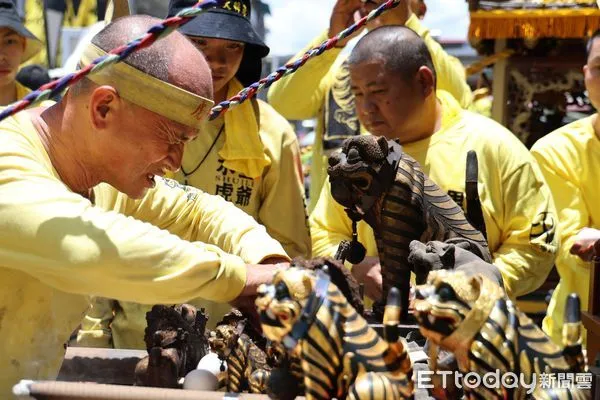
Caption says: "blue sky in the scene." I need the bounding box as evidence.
[263,0,471,56]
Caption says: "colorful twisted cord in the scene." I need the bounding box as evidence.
[208,0,401,120]
[0,0,219,123]
[0,0,400,124]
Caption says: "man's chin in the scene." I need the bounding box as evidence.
[121,186,150,199]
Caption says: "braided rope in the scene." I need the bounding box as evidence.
[0,0,400,124]
[208,0,401,120]
[0,0,219,123]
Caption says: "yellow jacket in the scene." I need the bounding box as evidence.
[0,109,287,396]
[24,0,98,67]
[77,98,310,350]
[531,115,600,345]
[310,91,558,300]
[267,14,473,213]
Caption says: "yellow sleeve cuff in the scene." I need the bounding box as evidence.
[236,234,290,265]
[213,253,248,303]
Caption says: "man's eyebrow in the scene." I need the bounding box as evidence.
[0,31,19,39]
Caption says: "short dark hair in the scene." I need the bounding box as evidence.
[586,29,600,60]
[72,14,212,99]
[91,15,170,82]
[348,25,436,86]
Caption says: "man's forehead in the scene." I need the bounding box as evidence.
[589,39,600,62]
[350,59,390,83]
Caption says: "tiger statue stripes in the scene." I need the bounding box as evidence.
[265,340,305,400]
[413,269,591,400]
[256,265,415,400]
[208,322,271,393]
[327,135,494,319]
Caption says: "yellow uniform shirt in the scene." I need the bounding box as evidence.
[77,99,310,350]
[0,109,287,396]
[531,115,600,345]
[24,0,98,67]
[267,14,473,213]
[310,91,558,300]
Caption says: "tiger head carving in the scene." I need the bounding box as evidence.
[255,267,315,343]
[208,323,244,359]
[415,270,504,345]
[327,135,401,226]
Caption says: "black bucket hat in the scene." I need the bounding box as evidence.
[167,0,270,87]
[0,0,42,63]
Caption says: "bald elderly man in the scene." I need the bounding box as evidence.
[0,15,289,395]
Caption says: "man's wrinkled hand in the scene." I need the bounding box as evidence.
[571,227,600,262]
[233,263,289,333]
[330,0,365,48]
[362,0,411,29]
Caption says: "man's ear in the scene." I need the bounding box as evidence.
[89,86,120,130]
[416,66,435,98]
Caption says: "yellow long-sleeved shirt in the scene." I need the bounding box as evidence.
[267,14,473,213]
[531,115,600,345]
[310,91,558,300]
[77,99,310,350]
[0,109,288,397]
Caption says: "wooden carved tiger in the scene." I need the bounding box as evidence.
[327,135,496,319]
[413,269,591,400]
[256,266,414,400]
[208,322,271,393]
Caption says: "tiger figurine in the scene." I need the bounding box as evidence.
[256,265,414,400]
[208,322,271,394]
[413,269,591,400]
[327,135,496,319]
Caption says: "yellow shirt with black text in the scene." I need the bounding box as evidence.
[76,99,310,350]
[0,108,287,396]
[310,91,558,300]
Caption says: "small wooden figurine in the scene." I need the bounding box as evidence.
[413,269,591,399]
[327,135,494,320]
[256,265,415,400]
[208,315,272,393]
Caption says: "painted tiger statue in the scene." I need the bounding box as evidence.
[256,265,415,400]
[413,268,591,400]
[327,135,498,319]
[208,321,271,393]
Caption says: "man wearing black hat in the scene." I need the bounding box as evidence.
[0,0,42,105]
[76,0,311,350]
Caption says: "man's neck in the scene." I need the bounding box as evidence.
[214,83,228,105]
[32,104,99,198]
[0,81,17,106]
[400,97,442,144]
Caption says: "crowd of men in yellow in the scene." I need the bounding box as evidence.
[0,0,599,396]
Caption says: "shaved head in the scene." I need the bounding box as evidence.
[349,25,436,87]
[88,14,213,99]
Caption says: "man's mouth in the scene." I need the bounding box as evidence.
[145,174,155,188]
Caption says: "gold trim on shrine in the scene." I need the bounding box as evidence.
[469,8,600,40]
